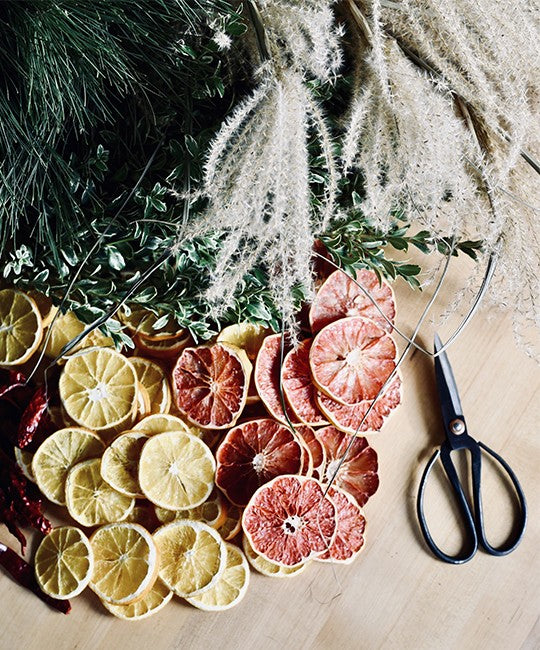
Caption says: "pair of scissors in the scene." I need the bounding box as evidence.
[416,334,528,564]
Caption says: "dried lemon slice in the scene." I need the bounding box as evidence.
[186,542,250,611]
[59,348,138,431]
[34,526,93,599]
[66,458,134,526]
[242,535,307,578]
[100,578,172,620]
[100,431,149,497]
[130,357,171,414]
[217,322,269,360]
[138,431,215,510]
[32,427,105,505]
[133,413,192,435]
[14,446,35,483]
[0,289,43,365]
[154,487,228,529]
[44,311,113,360]
[90,523,159,605]
[153,520,226,597]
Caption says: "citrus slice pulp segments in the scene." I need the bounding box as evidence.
[100,578,172,620]
[242,535,307,578]
[32,427,105,505]
[100,431,149,497]
[315,426,379,506]
[281,339,328,426]
[153,520,226,597]
[59,348,138,431]
[242,475,337,567]
[0,289,43,365]
[309,316,397,404]
[34,526,94,599]
[254,334,298,425]
[216,501,243,541]
[90,522,159,605]
[309,268,395,333]
[130,357,171,415]
[66,458,135,526]
[172,342,251,430]
[217,322,269,360]
[316,375,402,435]
[133,413,191,435]
[138,431,215,510]
[186,542,250,611]
[121,307,184,341]
[154,487,228,529]
[294,424,326,480]
[215,418,303,507]
[317,487,366,564]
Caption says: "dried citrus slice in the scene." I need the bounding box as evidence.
[215,419,303,507]
[296,429,314,478]
[281,339,328,426]
[130,357,171,415]
[59,348,138,431]
[44,311,113,359]
[136,384,151,419]
[154,487,227,529]
[90,522,159,605]
[32,427,105,505]
[100,578,172,620]
[186,542,250,611]
[242,475,337,567]
[315,426,379,506]
[242,535,307,578]
[14,446,35,483]
[216,501,243,541]
[133,413,191,435]
[123,504,160,532]
[309,268,395,333]
[34,526,93,599]
[121,307,184,341]
[316,375,402,435]
[294,424,326,480]
[317,487,366,564]
[153,520,226,597]
[28,291,58,328]
[134,333,191,359]
[66,458,135,526]
[172,342,251,430]
[254,334,298,425]
[217,322,269,360]
[101,431,149,497]
[0,289,43,365]
[138,431,215,509]
[310,316,397,404]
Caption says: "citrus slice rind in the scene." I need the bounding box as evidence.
[242,535,307,578]
[153,520,227,598]
[294,425,326,481]
[100,431,149,497]
[309,316,397,405]
[32,427,105,506]
[309,268,395,333]
[242,475,337,567]
[66,458,135,526]
[100,578,172,620]
[138,431,215,510]
[34,526,94,599]
[130,357,171,415]
[215,418,303,507]
[90,522,159,605]
[0,289,43,365]
[59,348,138,431]
[172,343,251,430]
[185,542,250,611]
[316,487,366,564]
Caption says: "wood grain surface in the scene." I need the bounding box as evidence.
[1,265,539,650]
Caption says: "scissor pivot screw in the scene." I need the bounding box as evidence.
[450,419,465,435]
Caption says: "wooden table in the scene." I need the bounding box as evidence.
[1,268,539,650]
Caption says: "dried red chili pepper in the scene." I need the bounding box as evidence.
[17,385,51,449]
[0,370,33,410]
[0,542,71,614]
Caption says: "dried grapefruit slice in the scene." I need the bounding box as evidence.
[310,316,397,404]
[0,289,43,365]
[317,487,366,564]
[294,425,326,480]
[215,419,303,507]
[242,475,337,567]
[254,334,297,425]
[309,268,395,333]
[315,426,379,506]
[316,375,402,435]
[172,342,251,430]
[281,339,328,427]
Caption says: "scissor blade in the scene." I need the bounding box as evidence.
[434,333,464,423]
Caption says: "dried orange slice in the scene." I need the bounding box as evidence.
[130,357,171,415]
[59,348,138,431]
[309,268,395,333]
[172,342,251,430]
[281,339,327,426]
[186,542,250,611]
[215,419,303,507]
[242,535,307,578]
[28,291,58,328]
[216,501,243,541]
[0,289,43,365]
[242,475,337,567]
[120,307,184,341]
[134,333,191,359]
[138,431,215,510]
[100,578,172,620]
[100,431,149,497]
[310,317,397,404]
[217,322,269,360]
[315,426,379,506]
[317,487,366,564]
[90,523,159,605]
